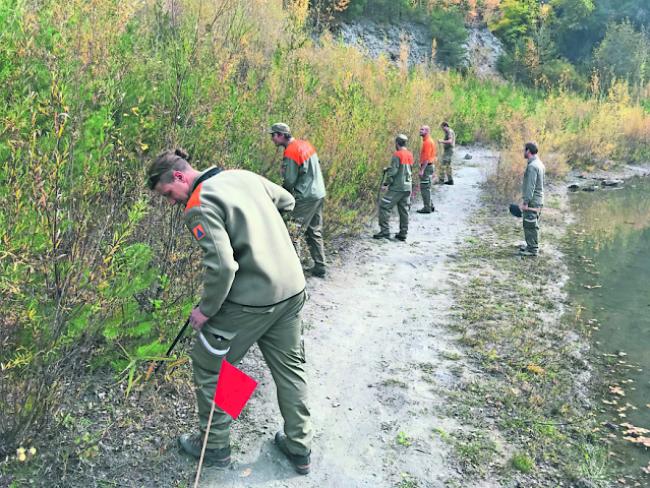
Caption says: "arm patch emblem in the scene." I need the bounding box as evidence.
[192,223,206,240]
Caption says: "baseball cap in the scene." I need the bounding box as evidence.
[268,123,291,135]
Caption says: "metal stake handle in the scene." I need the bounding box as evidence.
[153,316,191,374]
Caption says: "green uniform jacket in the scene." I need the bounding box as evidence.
[385,148,414,192]
[442,128,455,159]
[184,168,306,317]
[522,156,545,208]
[282,139,326,201]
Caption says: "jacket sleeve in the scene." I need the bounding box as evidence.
[522,166,537,205]
[384,155,400,185]
[185,206,238,317]
[260,175,295,213]
[282,156,300,193]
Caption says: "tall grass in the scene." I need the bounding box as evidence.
[1,0,649,456]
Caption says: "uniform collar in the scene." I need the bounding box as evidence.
[191,166,221,192]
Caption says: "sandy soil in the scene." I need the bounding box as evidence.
[198,147,499,488]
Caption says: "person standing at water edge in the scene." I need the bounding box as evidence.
[146,149,313,474]
[520,142,545,256]
[438,121,455,185]
[374,134,413,241]
[417,125,436,214]
[270,122,327,278]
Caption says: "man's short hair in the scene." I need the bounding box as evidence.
[441,121,449,128]
[396,134,408,147]
[524,142,538,154]
[147,148,190,189]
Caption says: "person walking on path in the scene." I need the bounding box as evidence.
[147,149,313,475]
[438,121,455,185]
[374,134,413,241]
[519,142,545,256]
[417,125,436,214]
[270,123,327,278]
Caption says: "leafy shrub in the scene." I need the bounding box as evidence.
[429,6,469,69]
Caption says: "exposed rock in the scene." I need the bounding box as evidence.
[601,179,623,187]
[336,20,433,66]
[465,27,503,79]
[464,153,473,160]
[334,20,503,78]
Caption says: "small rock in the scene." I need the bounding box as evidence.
[575,479,598,488]
[464,153,472,160]
[604,421,618,431]
[602,179,623,187]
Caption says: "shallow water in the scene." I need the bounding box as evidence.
[567,177,650,475]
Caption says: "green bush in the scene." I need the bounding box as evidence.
[511,452,535,473]
[430,6,468,69]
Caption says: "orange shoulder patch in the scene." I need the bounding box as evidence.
[284,140,316,166]
[394,149,414,165]
[185,183,203,212]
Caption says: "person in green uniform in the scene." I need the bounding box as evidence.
[147,148,313,475]
[519,142,545,256]
[438,121,455,185]
[269,123,327,278]
[373,134,413,241]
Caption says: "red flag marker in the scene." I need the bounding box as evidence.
[213,359,258,419]
[195,360,258,487]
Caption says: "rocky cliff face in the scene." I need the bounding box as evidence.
[336,19,433,66]
[334,20,503,78]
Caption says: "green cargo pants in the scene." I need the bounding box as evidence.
[523,210,541,254]
[420,164,434,211]
[190,291,312,456]
[291,197,326,268]
[379,190,410,236]
[439,153,453,183]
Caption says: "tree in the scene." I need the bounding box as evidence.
[488,0,541,48]
[549,0,596,62]
[429,6,468,68]
[594,20,648,90]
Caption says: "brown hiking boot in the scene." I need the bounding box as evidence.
[274,432,310,475]
[178,433,231,468]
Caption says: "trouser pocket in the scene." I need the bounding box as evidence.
[190,331,231,372]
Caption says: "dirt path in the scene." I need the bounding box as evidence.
[201,148,495,487]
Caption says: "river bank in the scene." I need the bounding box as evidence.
[446,162,650,487]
